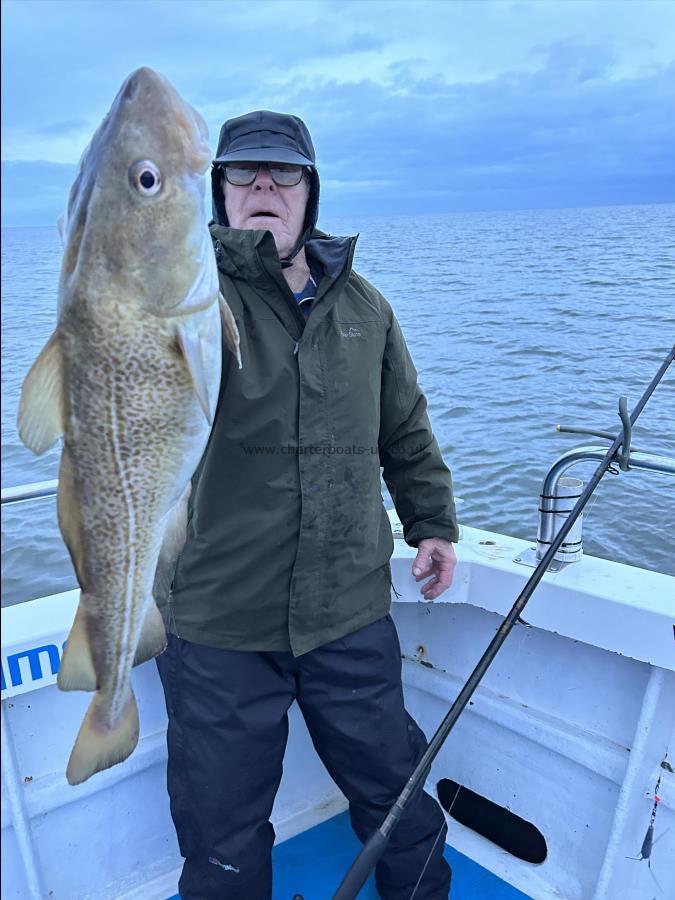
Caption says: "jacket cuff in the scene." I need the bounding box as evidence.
[404,518,460,548]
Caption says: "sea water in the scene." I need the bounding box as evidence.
[2,203,674,605]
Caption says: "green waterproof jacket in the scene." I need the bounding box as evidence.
[159,224,458,656]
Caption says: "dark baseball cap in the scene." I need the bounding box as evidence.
[213,110,315,166]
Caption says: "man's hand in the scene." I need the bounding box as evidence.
[412,537,457,601]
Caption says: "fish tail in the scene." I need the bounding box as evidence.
[66,688,139,785]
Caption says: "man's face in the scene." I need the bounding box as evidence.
[222,163,308,259]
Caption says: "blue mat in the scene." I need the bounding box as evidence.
[168,809,532,899]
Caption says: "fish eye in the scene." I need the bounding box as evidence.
[129,160,162,196]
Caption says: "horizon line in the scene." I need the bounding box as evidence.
[2,198,674,230]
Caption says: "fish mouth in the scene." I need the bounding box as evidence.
[250,211,280,219]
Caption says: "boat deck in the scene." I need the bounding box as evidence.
[168,810,531,899]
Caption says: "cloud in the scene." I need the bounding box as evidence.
[36,119,88,136]
[533,39,617,83]
[2,1,675,222]
[294,53,675,175]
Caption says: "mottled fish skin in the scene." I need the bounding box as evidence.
[17,67,240,785]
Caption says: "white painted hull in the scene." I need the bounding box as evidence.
[2,520,673,900]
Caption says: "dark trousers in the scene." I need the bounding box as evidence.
[156,615,451,900]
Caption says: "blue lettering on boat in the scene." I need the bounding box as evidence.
[2,643,62,689]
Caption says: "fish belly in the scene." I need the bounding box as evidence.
[57,309,220,784]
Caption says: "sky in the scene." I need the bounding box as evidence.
[2,0,675,226]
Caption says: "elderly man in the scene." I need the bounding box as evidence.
[156,110,459,900]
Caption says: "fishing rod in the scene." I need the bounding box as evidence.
[333,345,675,900]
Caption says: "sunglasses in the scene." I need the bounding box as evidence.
[222,161,305,187]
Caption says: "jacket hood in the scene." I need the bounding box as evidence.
[210,110,320,268]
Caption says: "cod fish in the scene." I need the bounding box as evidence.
[17,67,240,785]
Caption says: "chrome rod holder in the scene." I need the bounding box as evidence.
[515,445,675,572]
[537,475,584,563]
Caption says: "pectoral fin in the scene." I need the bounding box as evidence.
[176,322,213,424]
[219,294,242,369]
[17,330,65,454]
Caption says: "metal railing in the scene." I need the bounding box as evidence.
[1,480,59,506]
